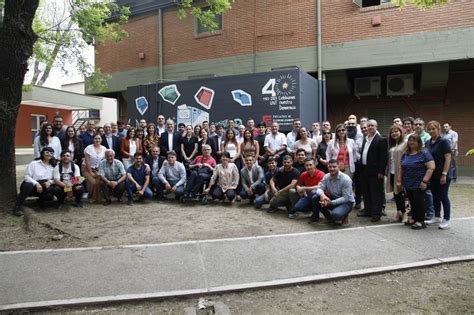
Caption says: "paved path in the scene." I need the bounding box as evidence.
[1,218,473,311]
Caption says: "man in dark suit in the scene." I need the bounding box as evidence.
[358,119,388,222]
[159,119,182,159]
[101,123,121,159]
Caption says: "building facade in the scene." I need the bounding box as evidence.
[92,0,474,167]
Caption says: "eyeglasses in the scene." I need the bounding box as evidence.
[323,132,331,135]
[414,123,423,126]
[337,129,346,132]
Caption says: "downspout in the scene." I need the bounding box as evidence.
[317,0,322,81]
[159,8,164,80]
[316,0,323,120]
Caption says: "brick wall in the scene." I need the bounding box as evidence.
[95,13,160,74]
[95,0,474,71]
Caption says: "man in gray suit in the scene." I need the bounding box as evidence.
[239,155,265,204]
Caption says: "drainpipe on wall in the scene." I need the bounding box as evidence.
[317,0,323,120]
[159,8,164,80]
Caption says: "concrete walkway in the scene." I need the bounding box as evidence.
[1,218,473,311]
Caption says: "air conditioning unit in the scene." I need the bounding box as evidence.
[387,74,414,96]
[354,76,381,97]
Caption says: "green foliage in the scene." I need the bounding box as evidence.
[392,0,448,8]
[29,0,130,86]
[466,149,474,156]
[84,67,111,94]
[178,0,232,31]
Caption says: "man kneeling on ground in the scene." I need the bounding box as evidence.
[125,152,152,205]
[98,149,127,205]
[157,151,186,200]
[54,149,85,209]
[288,158,325,219]
[239,155,265,203]
[267,155,300,213]
[308,159,354,225]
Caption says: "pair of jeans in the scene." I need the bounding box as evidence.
[239,183,265,200]
[424,189,434,219]
[101,181,125,201]
[430,177,451,220]
[312,199,353,221]
[254,190,273,207]
[406,189,426,223]
[291,192,319,213]
[125,180,153,201]
[212,186,236,201]
[269,189,299,210]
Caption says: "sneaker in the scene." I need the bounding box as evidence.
[236,195,241,202]
[288,213,298,219]
[267,207,278,213]
[425,217,442,225]
[439,219,450,230]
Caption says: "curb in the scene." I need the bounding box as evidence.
[1,255,473,311]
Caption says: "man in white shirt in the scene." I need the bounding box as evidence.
[264,122,287,164]
[157,151,187,199]
[236,124,245,144]
[54,149,84,209]
[286,119,302,154]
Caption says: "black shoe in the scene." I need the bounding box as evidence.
[371,216,381,222]
[267,207,278,213]
[354,203,361,210]
[76,200,84,208]
[308,217,319,224]
[357,211,371,217]
[56,203,64,210]
[117,197,122,203]
[102,199,111,206]
[381,208,387,216]
[127,200,134,206]
[13,207,24,217]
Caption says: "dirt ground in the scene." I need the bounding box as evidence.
[33,261,473,314]
[1,181,473,314]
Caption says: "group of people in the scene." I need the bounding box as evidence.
[14,113,458,230]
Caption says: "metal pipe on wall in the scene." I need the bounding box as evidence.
[159,8,164,80]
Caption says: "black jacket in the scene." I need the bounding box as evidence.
[101,135,121,159]
[159,131,182,158]
[361,133,388,176]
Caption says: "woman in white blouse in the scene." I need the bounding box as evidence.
[205,151,240,202]
[326,123,358,178]
[82,134,106,202]
[292,127,317,159]
[34,123,62,160]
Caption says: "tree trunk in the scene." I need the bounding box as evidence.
[0,0,40,210]
[31,59,41,85]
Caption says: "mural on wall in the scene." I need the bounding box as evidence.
[127,69,321,131]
